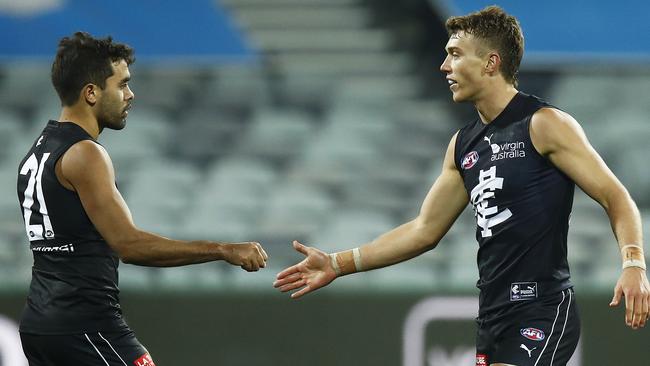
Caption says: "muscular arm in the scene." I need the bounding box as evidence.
[530,108,649,329]
[274,133,469,298]
[347,132,469,271]
[531,108,641,247]
[58,140,267,269]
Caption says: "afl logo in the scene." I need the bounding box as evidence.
[520,328,545,341]
[461,151,479,170]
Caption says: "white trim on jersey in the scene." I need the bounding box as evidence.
[534,290,566,366]
[99,332,128,366]
[85,333,110,366]
[550,289,573,365]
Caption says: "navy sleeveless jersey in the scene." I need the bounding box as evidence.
[16,120,128,334]
[454,92,574,319]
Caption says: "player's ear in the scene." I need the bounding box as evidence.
[485,52,500,74]
[82,84,98,106]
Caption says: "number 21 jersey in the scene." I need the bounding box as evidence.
[16,120,127,334]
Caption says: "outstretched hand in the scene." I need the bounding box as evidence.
[273,240,337,299]
[609,267,650,329]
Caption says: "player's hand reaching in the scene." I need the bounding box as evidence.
[223,242,268,272]
[609,267,650,329]
[273,240,337,299]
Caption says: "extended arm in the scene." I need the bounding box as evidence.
[57,140,268,270]
[530,108,649,329]
[274,133,469,298]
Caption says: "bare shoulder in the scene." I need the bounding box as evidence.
[449,130,460,146]
[530,107,586,156]
[63,140,111,166]
[443,130,461,170]
[60,140,114,183]
[531,107,579,126]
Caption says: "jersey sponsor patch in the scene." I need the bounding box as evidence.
[31,243,74,253]
[483,134,526,161]
[462,151,479,170]
[520,327,545,341]
[510,282,538,301]
[475,353,488,366]
[134,353,156,366]
[490,141,526,162]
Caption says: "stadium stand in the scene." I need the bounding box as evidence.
[0,0,648,295]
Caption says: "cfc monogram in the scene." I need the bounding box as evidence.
[470,166,512,237]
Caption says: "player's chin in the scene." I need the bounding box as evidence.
[106,119,127,131]
[450,90,467,103]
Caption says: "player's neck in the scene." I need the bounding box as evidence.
[58,106,100,139]
[474,84,519,124]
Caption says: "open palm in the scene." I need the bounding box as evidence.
[273,240,337,299]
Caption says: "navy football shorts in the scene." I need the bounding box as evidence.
[20,329,155,366]
[476,288,580,366]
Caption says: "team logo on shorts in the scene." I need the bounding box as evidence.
[134,353,156,366]
[475,353,488,366]
[462,151,479,169]
[520,327,545,341]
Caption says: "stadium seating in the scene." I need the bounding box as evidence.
[1,3,649,294]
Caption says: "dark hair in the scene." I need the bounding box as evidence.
[51,32,135,106]
[445,6,524,86]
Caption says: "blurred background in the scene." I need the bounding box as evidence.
[1,0,649,365]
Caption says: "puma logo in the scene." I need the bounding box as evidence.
[483,134,501,153]
[36,136,44,146]
[520,344,537,358]
[483,134,493,144]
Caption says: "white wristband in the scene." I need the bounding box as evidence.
[329,253,341,276]
[352,247,363,272]
[621,244,644,253]
[623,259,647,270]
